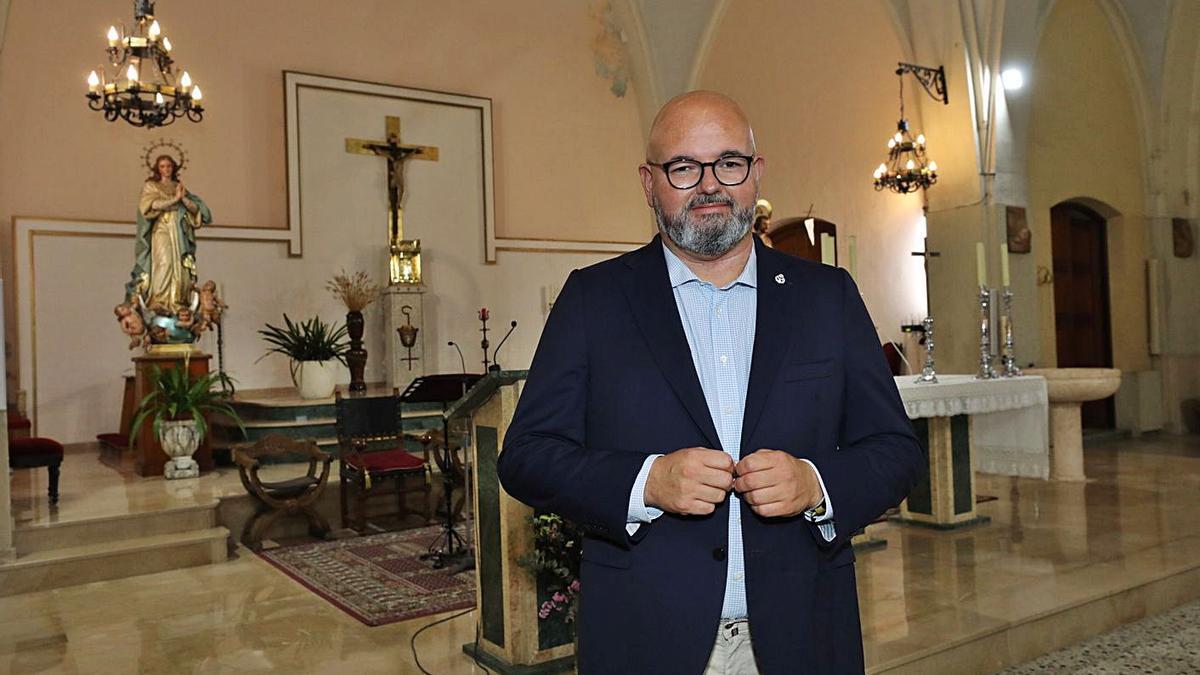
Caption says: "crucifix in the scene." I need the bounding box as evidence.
[911,237,941,316]
[911,238,941,383]
[346,116,439,285]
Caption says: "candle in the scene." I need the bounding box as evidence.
[976,242,987,287]
[820,233,835,266]
[848,236,858,282]
[1000,243,1011,287]
[107,26,119,47]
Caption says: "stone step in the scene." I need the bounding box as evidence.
[13,504,217,556]
[0,527,230,597]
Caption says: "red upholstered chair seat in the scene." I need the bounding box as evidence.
[8,436,64,505]
[343,447,425,473]
[9,437,64,460]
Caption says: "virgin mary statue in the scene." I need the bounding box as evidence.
[123,152,212,340]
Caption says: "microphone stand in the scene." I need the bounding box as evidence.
[489,321,518,372]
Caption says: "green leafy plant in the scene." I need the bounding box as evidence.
[129,365,244,447]
[517,513,583,623]
[257,314,349,382]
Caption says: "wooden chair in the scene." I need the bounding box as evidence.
[8,400,63,505]
[234,433,332,550]
[335,389,434,532]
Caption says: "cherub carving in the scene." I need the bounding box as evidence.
[114,303,148,349]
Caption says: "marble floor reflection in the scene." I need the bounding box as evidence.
[2,434,1198,674]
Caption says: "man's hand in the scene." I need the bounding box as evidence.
[733,450,822,518]
[644,447,734,515]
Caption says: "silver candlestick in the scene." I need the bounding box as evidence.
[976,285,998,379]
[1001,287,1022,377]
[915,315,938,384]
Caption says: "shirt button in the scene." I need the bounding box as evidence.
[734,572,745,581]
[720,355,728,364]
[715,308,722,317]
[713,547,727,561]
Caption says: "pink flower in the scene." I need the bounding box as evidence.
[569,579,581,592]
[552,592,566,603]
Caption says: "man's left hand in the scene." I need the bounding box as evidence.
[733,450,822,518]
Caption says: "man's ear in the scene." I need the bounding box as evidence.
[638,164,656,208]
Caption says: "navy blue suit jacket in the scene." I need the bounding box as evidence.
[497,236,922,674]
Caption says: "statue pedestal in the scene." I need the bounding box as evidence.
[383,284,427,394]
[131,349,214,477]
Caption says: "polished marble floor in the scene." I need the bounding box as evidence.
[3,434,1199,674]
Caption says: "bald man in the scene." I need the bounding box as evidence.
[498,92,922,675]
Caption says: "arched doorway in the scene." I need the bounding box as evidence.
[766,217,837,264]
[1051,200,1115,429]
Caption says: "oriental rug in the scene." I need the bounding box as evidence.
[257,521,476,626]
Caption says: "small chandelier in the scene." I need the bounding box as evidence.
[85,1,203,128]
[873,63,947,194]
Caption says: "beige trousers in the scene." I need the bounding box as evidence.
[702,620,760,675]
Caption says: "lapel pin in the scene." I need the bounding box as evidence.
[775,274,786,284]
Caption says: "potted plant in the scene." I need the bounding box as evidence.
[258,314,349,399]
[129,365,244,479]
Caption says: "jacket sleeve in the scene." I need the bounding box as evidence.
[497,269,648,547]
[807,269,925,548]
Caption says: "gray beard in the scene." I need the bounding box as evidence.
[654,193,754,258]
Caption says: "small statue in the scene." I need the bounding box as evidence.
[175,307,196,332]
[753,198,774,248]
[196,280,225,329]
[114,303,148,349]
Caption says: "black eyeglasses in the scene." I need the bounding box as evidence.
[647,155,755,190]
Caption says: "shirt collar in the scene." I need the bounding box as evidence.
[662,239,758,290]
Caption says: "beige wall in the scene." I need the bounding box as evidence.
[1028,0,1150,373]
[0,1,657,425]
[698,0,930,341]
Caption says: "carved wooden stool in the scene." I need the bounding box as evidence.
[234,434,332,550]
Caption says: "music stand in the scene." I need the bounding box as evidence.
[402,373,483,569]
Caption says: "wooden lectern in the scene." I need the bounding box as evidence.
[446,370,574,674]
[131,349,214,477]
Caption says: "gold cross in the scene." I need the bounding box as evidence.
[346,116,439,283]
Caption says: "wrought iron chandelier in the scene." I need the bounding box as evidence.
[873,63,947,194]
[85,1,203,128]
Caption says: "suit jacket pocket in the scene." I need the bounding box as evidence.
[582,538,632,569]
[817,544,856,571]
[784,358,834,382]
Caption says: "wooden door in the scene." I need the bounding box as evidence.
[766,217,837,263]
[1051,203,1114,429]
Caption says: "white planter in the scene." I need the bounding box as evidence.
[159,418,202,479]
[295,360,337,399]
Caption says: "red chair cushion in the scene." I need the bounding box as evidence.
[7,411,31,432]
[10,437,64,460]
[344,448,425,473]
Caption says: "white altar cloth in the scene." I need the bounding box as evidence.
[894,374,1050,479]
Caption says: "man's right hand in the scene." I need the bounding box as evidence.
[644,448,734,515]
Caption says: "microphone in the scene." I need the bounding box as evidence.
[447,341,466,374]
[490,321,518,372]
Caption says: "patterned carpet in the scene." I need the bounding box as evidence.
[1000,599,1200,674]
[258,521,476,626]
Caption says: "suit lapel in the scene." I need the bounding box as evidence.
[617,237,723,451]
[740,239,799,453]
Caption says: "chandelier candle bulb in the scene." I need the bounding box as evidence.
[148,20,160,40]
[917,134,926,145]
[87,70,100,92]
[180,71,191,89]
[976,242,987,287]
[155,92,164,105]
[126,64,138,83]
[162,36,172,52]
[191,85,202,101]
[107,26,119,46]
[1000,243,1010,287]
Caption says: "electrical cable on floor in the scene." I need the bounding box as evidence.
[410,607,491,675]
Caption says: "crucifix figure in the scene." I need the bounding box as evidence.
[346,116,439,285]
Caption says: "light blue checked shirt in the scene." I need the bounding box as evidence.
[626,244,836,620]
